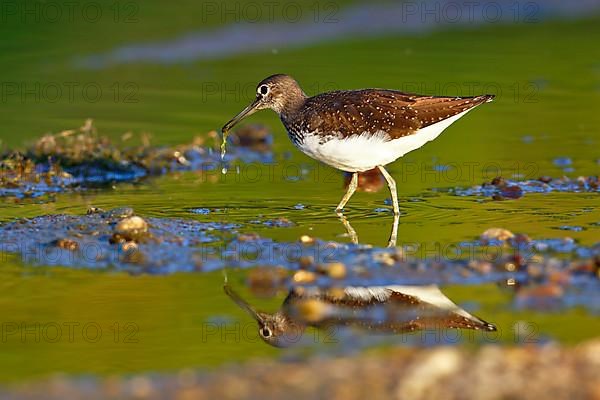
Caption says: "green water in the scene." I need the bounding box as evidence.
[0,2,599,383]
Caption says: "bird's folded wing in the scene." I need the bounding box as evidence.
[303,90,492,139]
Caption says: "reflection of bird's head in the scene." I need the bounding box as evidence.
[224,284,304,348]
[254,312,304,348]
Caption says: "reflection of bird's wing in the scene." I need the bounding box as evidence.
[285,285,496,332]
[383,285,496,331]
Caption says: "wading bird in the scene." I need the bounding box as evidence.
[222,74,494,215]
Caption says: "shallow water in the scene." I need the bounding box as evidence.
[0,8,599,384]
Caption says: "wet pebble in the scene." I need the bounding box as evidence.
[481,228,514,242]
[298,256,314,269]
[293,270,317,284]
[300,235,315,245]
[316,262,346,279]
[237,233,261,242]
[53,238,79,251]
[453,175,600,198]
[112,216,149,243]
[104,207,135,219]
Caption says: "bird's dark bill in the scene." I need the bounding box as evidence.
[221,97,261,134]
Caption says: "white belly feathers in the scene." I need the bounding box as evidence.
[296,108,472,172]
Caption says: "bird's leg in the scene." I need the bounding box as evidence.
[387,213,399,248]
[338,213,358,244]
[377,166,400,216]
[335,172,358,214]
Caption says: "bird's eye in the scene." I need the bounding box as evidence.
[260,327,272,338]
[258,85,269,96]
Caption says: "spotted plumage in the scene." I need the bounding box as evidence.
[222,74,495,215]
[282,89,492,143]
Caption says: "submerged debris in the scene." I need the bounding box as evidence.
[0,120,272,199]
[0,212,598,311]
[481,227,515,242]
[0,208,236,273]
[111,216,150,243]
[451,175,600,199]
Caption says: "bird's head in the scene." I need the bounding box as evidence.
[221,74,305,133]
[224,283,304,347]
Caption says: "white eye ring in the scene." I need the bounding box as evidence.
[258,85,269,96]
[260,327,272,338]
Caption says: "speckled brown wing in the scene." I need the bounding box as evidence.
[283,286,496,332]
[298,90,493,139]
[409,94,494,132]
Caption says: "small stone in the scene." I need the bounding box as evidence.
[115,216,148,234]
[237,233,260,242]
[317,262,346,279]
[373,251,396,267]
[121,241,138,253]
[481,228,515,242]
[512,233,531,244]
[299,235,315,245]
[498,185,523,199]
[129,376,153,398]
[298,256,314,269]
[120,242,145,264]
[490,176,506,186]
[112,216,149,243]
[103,207,135,219]
[53,238,78,251]
[293,270,317,284]
[526,263,544,279]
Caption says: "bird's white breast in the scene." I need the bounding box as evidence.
[296,108,472,172]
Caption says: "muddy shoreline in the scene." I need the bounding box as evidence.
[2,340,599,400]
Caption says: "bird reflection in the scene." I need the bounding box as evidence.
[338,213,399,247]
[225,282,496,348]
